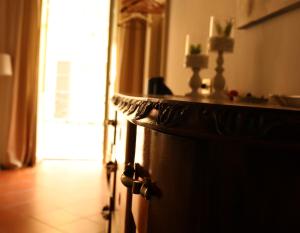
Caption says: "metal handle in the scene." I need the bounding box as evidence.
[106,161,117,172]
[120,163,135,187]
[105,119,117,126]
[101,205,111,220]
[140,178,152,200]
[120,163,143,194]
[120,163,157,200]
[106,161,117,183]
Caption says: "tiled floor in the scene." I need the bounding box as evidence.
[0,160,108,233]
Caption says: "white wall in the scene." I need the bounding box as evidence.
[165,0,300,97]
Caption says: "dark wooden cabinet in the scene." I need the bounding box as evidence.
[104,115,135,233]
[111,94,300,233]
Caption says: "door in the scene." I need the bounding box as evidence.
[37,0,111,161]
[100,0,120,231]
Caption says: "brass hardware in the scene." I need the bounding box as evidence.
[120,163,157,200]
[105,119,117,126]
[106,161,117,183]
[106,161,118,173]
[101,205,111,220]
[120,163,135,188]
[132,179,143,194]
[139,178,152,200]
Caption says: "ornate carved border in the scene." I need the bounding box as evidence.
[112,96,189,126]
[112,95,300,143]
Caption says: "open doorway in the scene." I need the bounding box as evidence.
[37,0,111,161]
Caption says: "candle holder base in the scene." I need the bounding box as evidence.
[185,91,202,98]
[185,54,208,98]
[209,91,228,100]
[185,67,202,98]
[210,50,227,99]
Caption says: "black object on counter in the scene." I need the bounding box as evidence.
[148,77,173,95]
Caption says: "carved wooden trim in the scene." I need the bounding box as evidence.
[112,96,189,126]
[155,103,190,126]
[112,95,300,143]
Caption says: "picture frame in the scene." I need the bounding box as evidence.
[237,0,300,28]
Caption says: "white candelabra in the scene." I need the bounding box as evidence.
[185,54,208,97]
[184,35,209,98]
[208,16,234,99]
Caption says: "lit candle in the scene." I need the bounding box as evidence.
[209,16,214,38]
[185,34,190,56]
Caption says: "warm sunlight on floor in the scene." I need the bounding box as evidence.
[0,160,107,233]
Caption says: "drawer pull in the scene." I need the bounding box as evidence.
[106,161,117,183]
[139,178,152,200]
[120,163,158,200]
[106,161,117,173]
[120,163,135,188]
[105,119,117,126]
[101,205,111,220]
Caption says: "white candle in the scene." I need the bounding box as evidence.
[185,34,190,55]
[209,16,214,38]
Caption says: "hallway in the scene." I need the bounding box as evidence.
[0,160,107,233]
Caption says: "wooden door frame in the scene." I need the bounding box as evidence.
[103,0,117,164]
